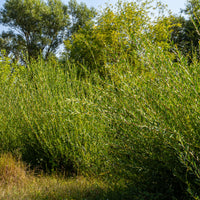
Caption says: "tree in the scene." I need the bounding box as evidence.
[170,0,200,60]
[184,0,200,17]
[65,1,151,70]
[171,16,199,58]
[0,0,69,64]
[67,0,96,37]
[0,31,26,63]
[64,1,174,73]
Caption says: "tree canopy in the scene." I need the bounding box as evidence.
[0,0,200,66]
[64,1,175,74]
[0,0,96,64]
[170,0,200,60]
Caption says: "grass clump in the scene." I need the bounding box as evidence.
[0,153,123,200]
[0,153,27,185]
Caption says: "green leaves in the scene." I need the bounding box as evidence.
[170,0,200,61]
[65,0,174,76]
[0,0,97,64]
[67,0,96,36]
[0,0,69,63]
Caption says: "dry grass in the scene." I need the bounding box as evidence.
[0,153,110,200]
[0,153,27,185]
[0,176,108,200]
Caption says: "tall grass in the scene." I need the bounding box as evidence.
[0,58,112,175]
[0,40,200,199]
[103,41,200,199]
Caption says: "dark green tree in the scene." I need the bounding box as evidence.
[0,31,26,63]
[171,16,199,58]
[0,0,69,64]
[184,0,200,17]
[0,0,96,64]
[171,0,200,60]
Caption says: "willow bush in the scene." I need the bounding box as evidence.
[1,44,199,199]
[0,1,200,199]
[0,58,112,175]
[101,41,200,199]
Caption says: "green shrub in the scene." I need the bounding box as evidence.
[1,39,200,199]
[101,40,200,199]
[0,2,200,198]
[0,58,112,175]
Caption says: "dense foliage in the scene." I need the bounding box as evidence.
[0,0,200,199]
[64,1,175,73]
[0,0,95,64]
[0,0,69,63]
[171,0,200,61]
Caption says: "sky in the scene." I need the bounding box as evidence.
[0,0,187,32]
[74,0,186,13]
